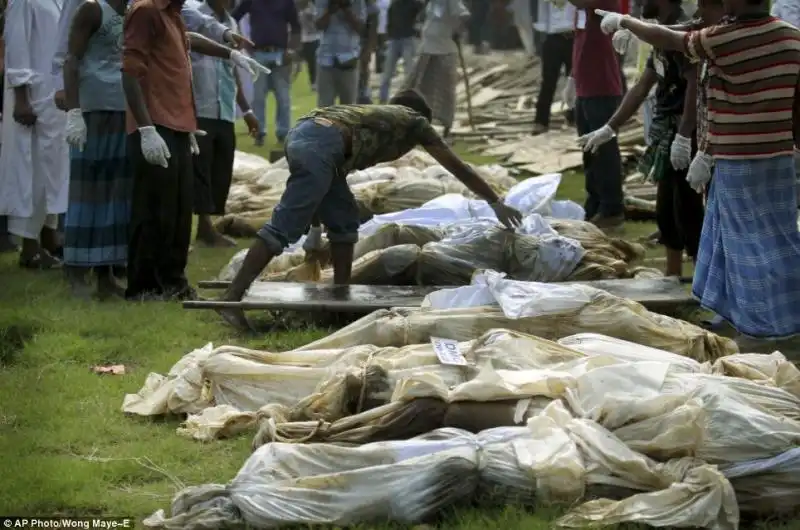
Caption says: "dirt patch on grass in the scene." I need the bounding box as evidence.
[0,321,39,366]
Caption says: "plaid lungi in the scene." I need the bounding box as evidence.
[637,114,677,182]
[63,111,132,267]
[692,155,800,339]
[404,52,458,128]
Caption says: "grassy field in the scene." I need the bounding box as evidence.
[0,76,791,529]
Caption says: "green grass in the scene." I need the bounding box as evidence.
[0,74,791,529]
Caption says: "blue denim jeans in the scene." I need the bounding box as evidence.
[257,119,360,253]
[251,52,292,140]
[379,37,417,103]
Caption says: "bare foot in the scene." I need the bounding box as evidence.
[196,232,237,248]
[216,306,254,332]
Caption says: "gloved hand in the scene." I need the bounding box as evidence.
[489,201,523,230]
[561,77,576,109]
[670,134,692,170]
[303,226,324,252]
[230,50,271,81]
[577,124,616,154]
[612,28,633,54]
[138,126,171,168]
[595,9,628,35]
[65,108,87,151]
[686,151,713,194]
[189,130,207,155]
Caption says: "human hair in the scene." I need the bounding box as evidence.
[388,89,433,122]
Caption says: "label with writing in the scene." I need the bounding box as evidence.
[431,337,468,366]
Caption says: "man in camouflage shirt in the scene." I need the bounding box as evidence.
[217,89,522,329]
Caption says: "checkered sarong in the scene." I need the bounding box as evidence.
[692,155,800,339]
[404,52,458,128]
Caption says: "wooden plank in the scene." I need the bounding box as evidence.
[187,278,696,313]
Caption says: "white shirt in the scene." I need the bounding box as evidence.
[772,0,800,28]
[419,0,469,55]
[377,0,390,34]
[534,1,575,34]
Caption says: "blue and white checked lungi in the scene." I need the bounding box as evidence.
[692,155,800,339]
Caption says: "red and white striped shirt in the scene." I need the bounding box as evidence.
[684,16,800,159]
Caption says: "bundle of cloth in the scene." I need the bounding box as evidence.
[139,328,800,529]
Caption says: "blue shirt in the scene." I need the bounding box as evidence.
[316,0,366,67]
[232,0,300,49]
[190,3,238,122]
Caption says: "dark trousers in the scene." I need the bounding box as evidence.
[193,117,236,216]
[301,40,319,85]
[656,137,704,258]
[468,0,491,46]
[375,34,387,74]
[575,96,624,219]
[0,216,8,236]
[535,33,573,128]
[126,126,193,299]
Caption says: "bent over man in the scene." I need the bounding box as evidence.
[217,89,523,329]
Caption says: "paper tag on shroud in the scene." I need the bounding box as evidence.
[431,337,468,366]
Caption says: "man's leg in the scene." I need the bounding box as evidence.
[194,118,235,247]
[379,39,402,103]
[158,127,195,299]
[317,175,361,284]
[401,37,418,76]
[0,216,17,252]
[337,68,359,105]
[219,120,346,328]
[251,51,271,146]
[303,41,319,88]
[375,34,387,74]
[575,97,599,221]
[272,64,292,143]
[533,34,561,133]
[317,65,337,107]
[583,96,624,227]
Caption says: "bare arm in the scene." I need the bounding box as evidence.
[607,67,657,131]
[342,3,364,34]
[678,65,697,138]
[420,132,500,202]
[188,32,234,59]
[316,0,336,30]
[63,1,101,111]
[234,69,252,113]
[619,16,688,52]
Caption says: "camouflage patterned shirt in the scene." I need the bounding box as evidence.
[298,104,442,174]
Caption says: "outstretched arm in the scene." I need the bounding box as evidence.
[619,15,688,52]
[607,67,657,132]
[188,32,234,58]
[423,139,501,202]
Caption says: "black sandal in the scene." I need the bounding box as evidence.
[19,251,62,270]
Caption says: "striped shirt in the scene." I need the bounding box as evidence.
[684,16,800,159]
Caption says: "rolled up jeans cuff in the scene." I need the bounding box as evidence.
[327,231,358,245]
[256,225,286,255]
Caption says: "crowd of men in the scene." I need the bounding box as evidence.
[0,0,798,349]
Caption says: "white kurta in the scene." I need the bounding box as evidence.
[0,0,68,239]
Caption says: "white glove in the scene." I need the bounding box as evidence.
[686,151,713,194]
[561,77,576,109]
[189,130,207,155]
[138,126,171,168]
[595,9,627,35]
[64,108,87,151]
[577,124,616,153]
[670,134,692,170]
[612,28,634,54]
[303,226,323,252]
[230,50,271,80]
